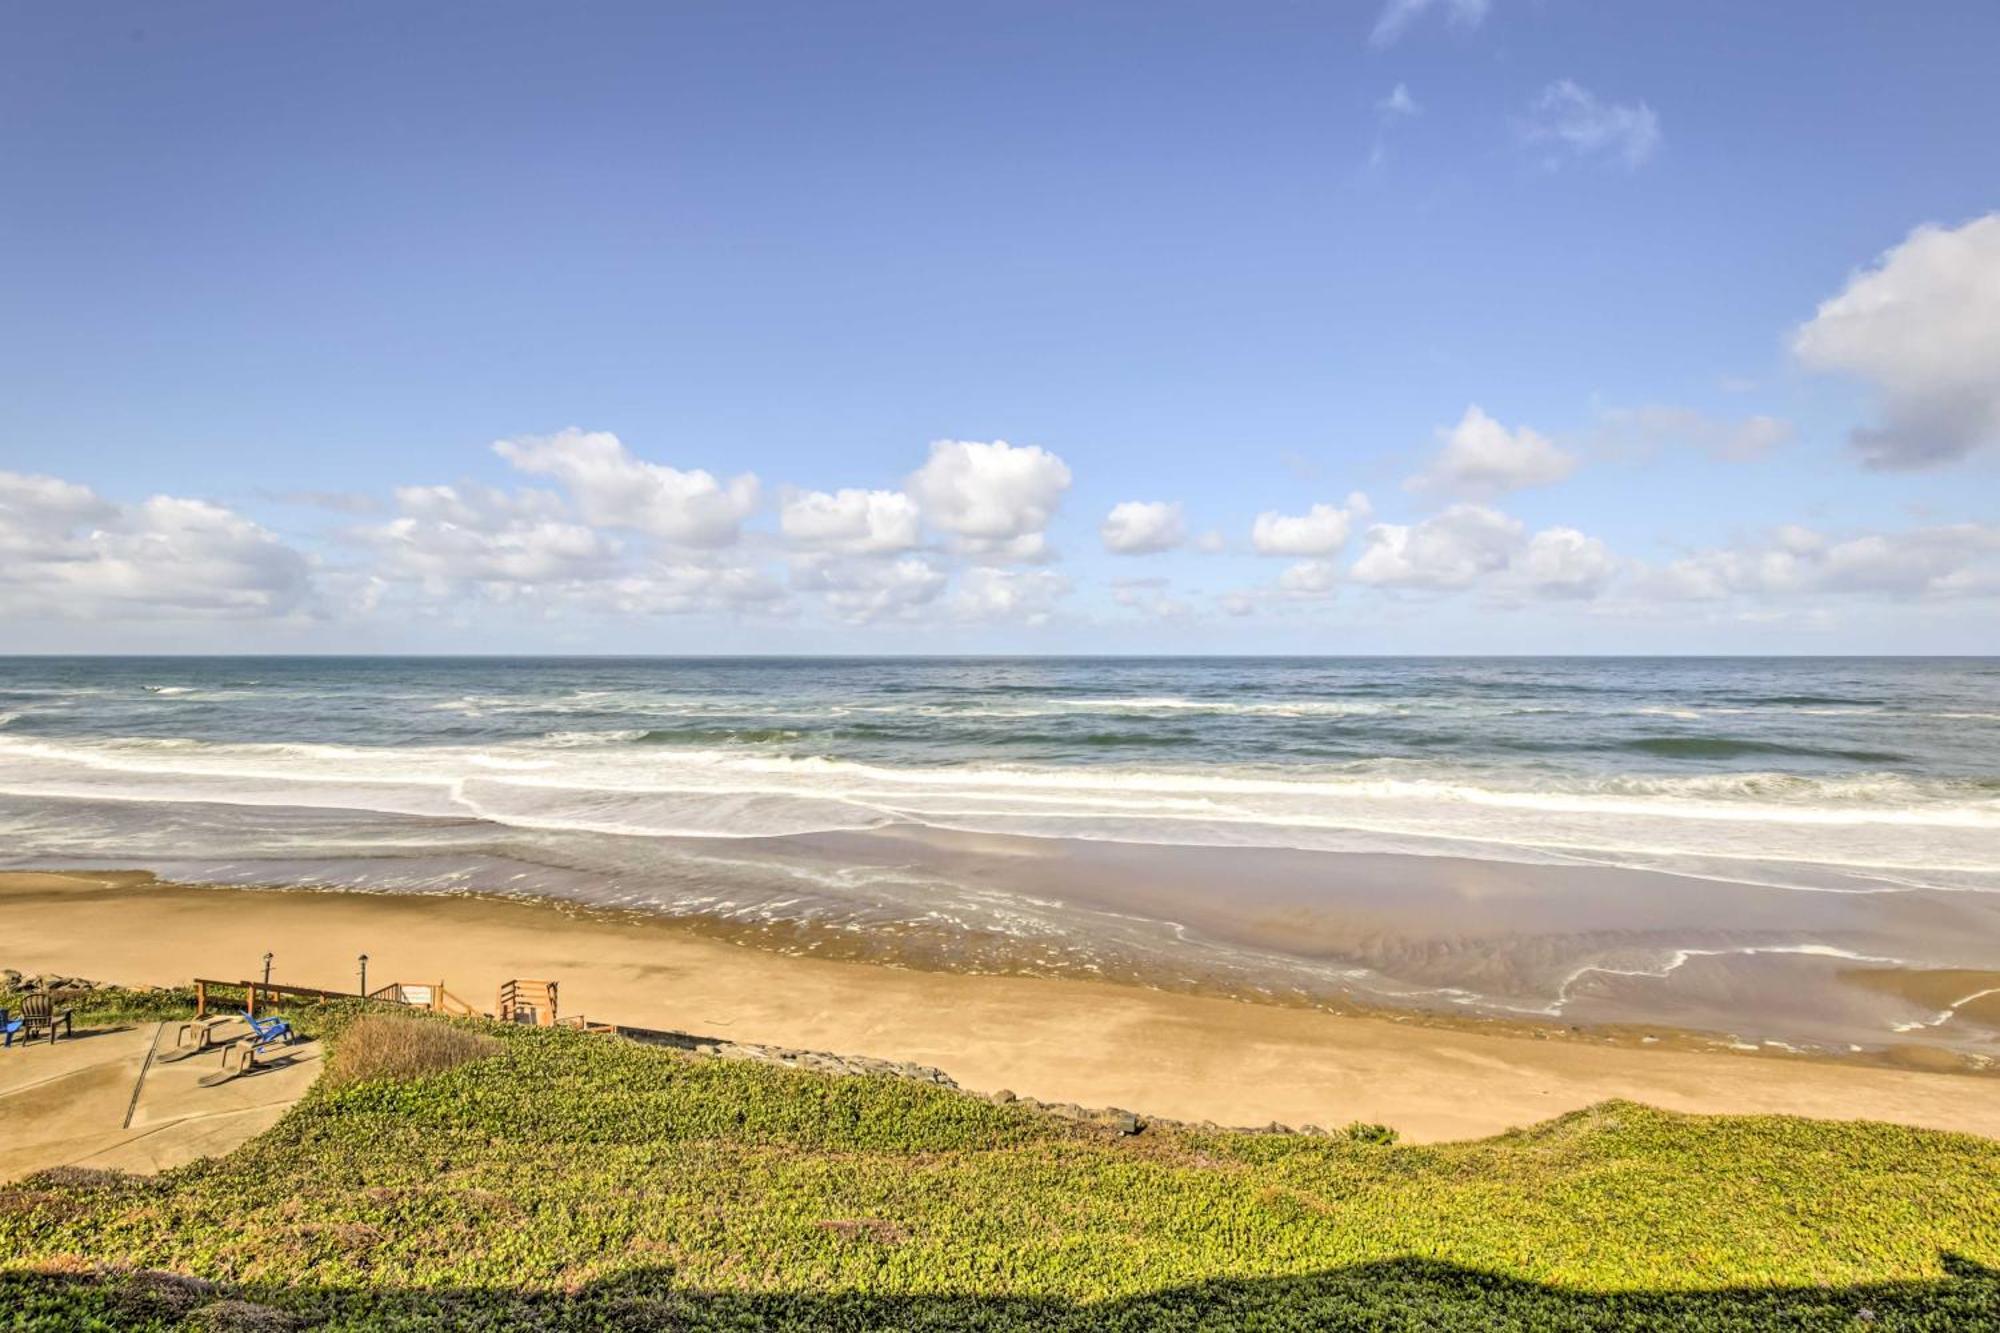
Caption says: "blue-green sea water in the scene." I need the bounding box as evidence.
[3,657,1996,1053]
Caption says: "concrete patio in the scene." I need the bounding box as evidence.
[0,1017,321,1182]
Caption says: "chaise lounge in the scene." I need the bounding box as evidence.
[196,1009,300,1087]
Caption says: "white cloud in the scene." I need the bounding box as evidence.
[1792,213,2000,468]
[780,487,921,555]
[791,553,947,624]
[1100,500,1186,554]
[1277,560,1342,595]
[1519,527,1617,599]
[1369,0,1489,48]
[1594,406,1795,462]
[951,567,1071,624]
[494,428,759,547]
[1407,406,1576,498]
[1193,529,1228,553]
[586,563,790,617]
[360,484,619,587]
[1351,503,1524,589]
[1521,80,1661,170]
[907,439,1072,562]
[1647,523,2000,602]
[0,471,313,619]
[1251,493,1372,555]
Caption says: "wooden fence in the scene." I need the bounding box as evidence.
[195,977,479,1019]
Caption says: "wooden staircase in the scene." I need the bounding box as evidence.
[497,978,559,1027]
[367,982,478,1017]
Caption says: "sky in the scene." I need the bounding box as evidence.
[1,0,1996,654]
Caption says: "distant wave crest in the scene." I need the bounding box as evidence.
[0,733,1993,890]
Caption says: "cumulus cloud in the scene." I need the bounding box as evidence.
[951,567,1071,624]
[1369,0,1489,48]
[494,428,759,547]
[1100,500,1186,554]
[906,439,1072,562]
[0,470,313,619]
[1594,406,1795,463]
[359,484,620,587]
[1407,406,1576,499]
[1519,527,1618,599]
[1350,503,1525,589]
[790,553,947,624]
[1520,79,1661,170]
[1792,213,2000,468]
[1251,493,1372,556]
[780,487,921,555]
[1646,523,2000,602]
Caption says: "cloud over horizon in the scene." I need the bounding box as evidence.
[1793,212,2000,469]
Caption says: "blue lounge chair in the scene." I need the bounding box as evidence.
[1,1008,22,1048]
[196,1011,299,1087]
[243,1011,296,1047]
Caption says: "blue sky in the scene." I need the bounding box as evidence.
[2,0,1996,652]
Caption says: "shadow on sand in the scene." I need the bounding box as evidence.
[4,1254,1996,1330]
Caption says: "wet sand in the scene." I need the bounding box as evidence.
[6,869,1998,1144]
[58,817,2000,1057]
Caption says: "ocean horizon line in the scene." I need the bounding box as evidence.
[1,652,1994,663]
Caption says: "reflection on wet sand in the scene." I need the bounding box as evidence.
[44,818,2000,1063]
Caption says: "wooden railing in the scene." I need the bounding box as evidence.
[497,978,558,1026]
[196,977,482,1019]
[194,978,361,1019]
[192,974,587,1029]
[367,982,479,1017]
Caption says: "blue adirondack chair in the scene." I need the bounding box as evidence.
[243,1011,296,1047]
[0,1008,23,1048]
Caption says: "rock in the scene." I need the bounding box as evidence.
[1098,1110,1142,1135]
[989,1089,1017,1104]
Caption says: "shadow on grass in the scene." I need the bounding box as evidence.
[4,1255,1996,1330]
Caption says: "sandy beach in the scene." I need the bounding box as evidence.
[7,868,1997,1144]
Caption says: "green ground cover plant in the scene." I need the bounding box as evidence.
[2,994,1996,1329]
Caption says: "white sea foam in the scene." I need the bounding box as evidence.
[1554,942,1907,1008]
[1889,986,2000,1032]
[0,732,1994,889]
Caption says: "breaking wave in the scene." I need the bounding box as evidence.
[0,732,1992,890]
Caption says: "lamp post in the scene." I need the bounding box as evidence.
[358,953,369,999]
[262,952,274,985]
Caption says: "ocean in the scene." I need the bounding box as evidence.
[3,656,1997,1054]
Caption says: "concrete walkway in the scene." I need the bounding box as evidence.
[0,1018,321,1181]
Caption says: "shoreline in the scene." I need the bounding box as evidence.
[20,813,1999,1061]
[6,868,1998,1144]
